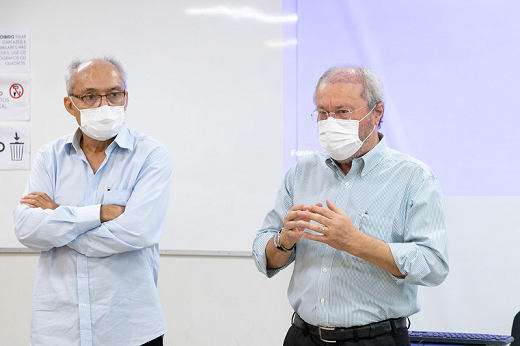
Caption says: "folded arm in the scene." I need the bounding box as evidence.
[14,149,102,251]
[66,149,172,257]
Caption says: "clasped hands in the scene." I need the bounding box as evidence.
[281,199,363,254]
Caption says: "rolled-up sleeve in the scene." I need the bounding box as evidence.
[389,174,449,286]
[253,166,296,277]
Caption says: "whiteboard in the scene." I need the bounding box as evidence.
[0,0,284,252]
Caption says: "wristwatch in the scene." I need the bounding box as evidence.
[274,228,295,252]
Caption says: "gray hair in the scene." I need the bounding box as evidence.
[314,66,384,110]
[65,56,127,95]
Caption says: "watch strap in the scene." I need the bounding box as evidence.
[275,228,295,252]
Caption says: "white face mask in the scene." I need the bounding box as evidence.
[318,105,377,161]
[70,98,126,141]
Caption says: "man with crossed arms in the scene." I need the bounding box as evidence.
[14,57,170,346]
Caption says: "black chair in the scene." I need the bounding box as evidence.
[511,311,520,345]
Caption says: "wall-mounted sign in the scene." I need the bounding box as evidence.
[0,121,30,170]
[0,74,30,120]
[0,28,30,73]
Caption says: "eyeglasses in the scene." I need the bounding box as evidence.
[311,105,366,122]
[69,90,126,108]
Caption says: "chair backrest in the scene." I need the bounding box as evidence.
[511,311,520,346]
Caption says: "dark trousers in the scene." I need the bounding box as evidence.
[284,324,411,346]
[141,335,163,346]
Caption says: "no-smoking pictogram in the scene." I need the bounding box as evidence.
[9,83,24,99]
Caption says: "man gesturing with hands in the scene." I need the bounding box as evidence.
[253,66,449,346]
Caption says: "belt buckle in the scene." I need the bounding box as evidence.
[318,326,337,343]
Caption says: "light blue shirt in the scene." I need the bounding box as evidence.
[14,126,171,346]
[253,134,449,328]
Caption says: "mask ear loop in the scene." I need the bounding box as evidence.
[358,103,378,123]
[362,123,377,143]
[359,104,378,143]
[68,97,85,127]
[69,97,81,112]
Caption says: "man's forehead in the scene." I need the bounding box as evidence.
[74,60,124,90]
[76,60,121,78]
[316,82,364,96]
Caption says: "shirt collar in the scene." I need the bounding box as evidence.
[64,125,133,155]
[357,132,388,174]
[112,125,133,150]
[325,132,388,175]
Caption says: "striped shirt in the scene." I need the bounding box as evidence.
[253,134,449,328]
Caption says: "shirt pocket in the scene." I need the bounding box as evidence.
[347,213,395,266]
[101,189,131,206]
[356,213,395,243]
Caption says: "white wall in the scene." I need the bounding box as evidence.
[411,197,520,336]
[0,253,295,346]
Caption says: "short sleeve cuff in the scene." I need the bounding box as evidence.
[76,204,101,234]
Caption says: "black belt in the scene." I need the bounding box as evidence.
[293,313,408,343]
